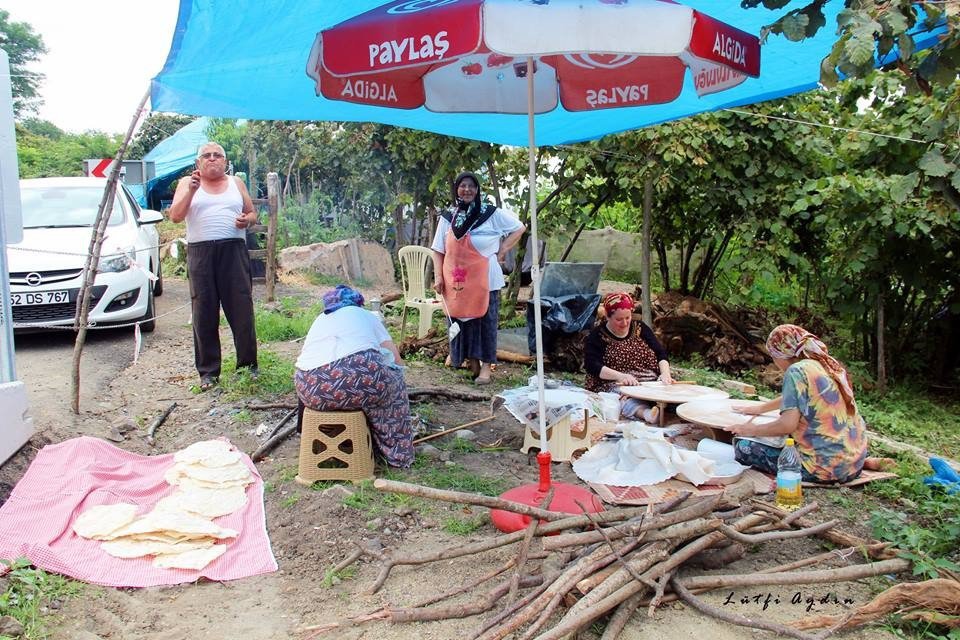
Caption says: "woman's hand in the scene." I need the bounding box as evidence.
[658,371,674,384]
[725,419,759,436]
[433,278,444,295]
[735,405,765,416]
[617,372,640,386]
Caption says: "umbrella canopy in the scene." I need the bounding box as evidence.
[309,0,759,114]
[151,1,852,147]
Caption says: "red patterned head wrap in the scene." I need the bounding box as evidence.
[766,324,856,412]
[602,292,634,316]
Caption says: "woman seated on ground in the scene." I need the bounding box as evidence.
[294,285,413,469]
[727,324,867,483]
[583,292,673,423]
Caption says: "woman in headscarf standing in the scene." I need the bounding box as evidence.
[583,292,674,422]
[727,324,868,483]
[431,172,525,385]
[294,285,413,468]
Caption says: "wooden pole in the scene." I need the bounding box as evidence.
[876,291,886,393]
[71,89,150,414]
[265,172,279,302]
[412,415,496,444]
[641,173,653,327]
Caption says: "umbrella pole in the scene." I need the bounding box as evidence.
[525,56,549,459]
[489,58,604,533]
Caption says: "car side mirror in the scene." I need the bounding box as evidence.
[137,209,164,225]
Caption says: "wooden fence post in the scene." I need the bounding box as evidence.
[265,172,279,302]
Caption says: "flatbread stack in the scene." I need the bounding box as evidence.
[73,439,253,570]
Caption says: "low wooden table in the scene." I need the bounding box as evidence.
[620,382,729,426]
[675,398,779,442]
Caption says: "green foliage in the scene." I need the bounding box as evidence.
[410,462,508,496]
[218,350,295,399]
[442,514,487,536]
[254,298,323,342]
[858,388,960,455]
[0,557,80,639]
[321,564,357,589]
[16,123,121,178]
[0,9,47,117]
[127,114,196,159]
[280,494,301,508]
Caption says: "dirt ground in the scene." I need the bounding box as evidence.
[0,278,899,640]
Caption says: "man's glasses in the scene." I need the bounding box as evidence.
[200,152,225,159]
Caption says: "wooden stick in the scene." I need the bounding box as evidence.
[145,402,178,446]
[409,387,489,402]
[251,410,299,463]
[247,401,297,410]
[600,591,644,640]
[374,478,568,522]
[677,558,910,591]
[543,494,721,551]
[496,349,535,364]
[750,499,895,558]
[669,578,821,640]
[718,519,838,544]
[413,415,496,444]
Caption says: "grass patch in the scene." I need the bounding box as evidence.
[218,349,295,399]
[280,494,301,508]
[857,386,960,456]
[321,564,357,589]
[233,409,253,424]
[0,557,81,638]
[442,514,487,536]
[342,479,425,516]
[408,461,508,496]
[304,271,371,289]
[274,464,299,484]
[255,297,324,342]
[412,402,439,424]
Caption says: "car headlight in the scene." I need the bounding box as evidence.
[99,247,136,273]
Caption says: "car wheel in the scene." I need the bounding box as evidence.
[152,260,163,297]
[138,285,156,333]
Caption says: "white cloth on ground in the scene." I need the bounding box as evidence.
[572,423,733,487]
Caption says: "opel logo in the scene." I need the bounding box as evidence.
[25,272,42,287]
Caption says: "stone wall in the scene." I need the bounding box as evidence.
[279,239,396,286]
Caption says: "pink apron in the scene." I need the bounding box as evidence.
[442,228,490,319]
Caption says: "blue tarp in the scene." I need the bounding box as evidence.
[150,1,943,147]
[135,116,210,207]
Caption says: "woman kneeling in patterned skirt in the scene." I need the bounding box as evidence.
[294,285,413,468]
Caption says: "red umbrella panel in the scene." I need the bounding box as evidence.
[306,0,760,113]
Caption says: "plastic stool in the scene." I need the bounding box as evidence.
[296,409,375,484]
[520,410,614,462]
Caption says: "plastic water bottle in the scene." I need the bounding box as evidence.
[776,438,803,509]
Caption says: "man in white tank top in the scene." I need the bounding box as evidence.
[169,142,259,390]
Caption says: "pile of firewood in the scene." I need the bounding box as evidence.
[297,479,924,640]
[652,293,771,373]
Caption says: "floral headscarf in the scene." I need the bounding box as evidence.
[766,324,856,411]
[322,284,365,314]
[450,171,484,240]
[602,292,635,316]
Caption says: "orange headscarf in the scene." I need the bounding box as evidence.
[766,324,856,411]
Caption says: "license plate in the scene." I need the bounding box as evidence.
[11,290,70,306]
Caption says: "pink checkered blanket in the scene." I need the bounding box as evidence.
[0,436,277,587]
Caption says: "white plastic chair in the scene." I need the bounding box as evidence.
[398,245,444,341]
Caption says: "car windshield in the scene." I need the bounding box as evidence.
[19,186,125,229]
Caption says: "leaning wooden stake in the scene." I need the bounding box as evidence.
[252,408,299,462]
[71,89,150,414]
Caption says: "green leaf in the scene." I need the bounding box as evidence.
[889,172,919,204]
[781,14,810,42]
[918,148,954,177]
[952,170,960,193]
[845,26,879,67]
